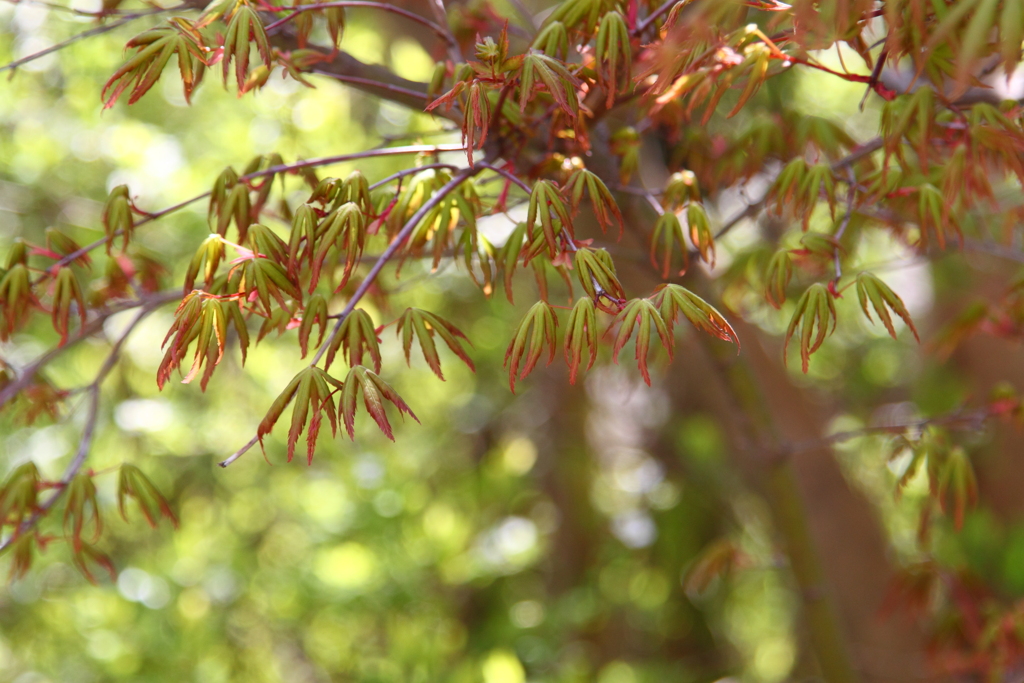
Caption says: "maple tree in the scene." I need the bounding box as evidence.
[4,0,1024,680]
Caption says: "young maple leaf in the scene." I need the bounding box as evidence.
[653,284,740,350]
[208,167,253,241]
[0,262,38,342]
[594,10,632,108]
[574,247,625,303]
[339,366,418,440]
[610,298,673,386]
[650,212,689,279]
[117,464,178,528]
[395,308,475,381]
[298,294,329,358]
[855,272,920,342]
[71,543,117,585]
[0,462,41,534]
[564,297,598,385]
[686,202,715,267]
[257,366,342,463]
[563,167,623,235]
[50,267,87,346]
[158,292,247,390]
[101,19,207,108]
[518,51,581,121]
[221,3,272,93]
[310,202,367,293]
[505,301,559,393]
[63,473,102,552]
[526,181,574,257]
[324,309,381,372]
[764,250,794,309]
[783,283,837,373]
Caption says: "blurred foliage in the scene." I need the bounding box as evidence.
[4,0,1024,682]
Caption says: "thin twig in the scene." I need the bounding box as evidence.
[0,303,164,552]
[38,144,467,278]
[0,7,178,74]
[633,0,678,37]
[0,290,182,409]
[425,0,462,64]
[476,162,532,194]
[505,0,537,33]
[220,164,483,467]
[368,163,459,190]
[784,407,994,456]
[833,168,857,281]
[311,70,429,101]
[264,0,449,43]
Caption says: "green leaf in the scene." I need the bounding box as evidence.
[222,4,272,92]
[50,267,86,346]
[611,298,672,385]
[339,366,418,440]
[650,212,688,279]
[257,366,341,463]
[63,473,102,552]
[564,297,598,384]
[504,301,559,393]
[563,167,623,235]
[102,185,135,253]
[311,202,367,292]
[117,464,178,528]
[324,309,380,372]
[526,180,574,257]
[574,247,625,303]
[654,284,739,349]
[395,308,475,380]
[856,272,920,342]
[784,283,836,373]
[764,250,793,309]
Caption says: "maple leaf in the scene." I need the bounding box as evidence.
[784,283,837,373]
[339,366,418,440]
[650,212,688,279]
[526,180,574,257]
[574,247,625,303]
[63,473,102,552]
[395,308,475,380]
[101,19,207,108]
[563,167,623,235]
[310,202,367,292]
[653,284,740,350]
[117,464,178,528]
[504,301,559,393]
[764,250,793,309]
[257,366,342,463]
[564,297,598,385]
[611,298,673,386]
[50,267,87,346]
[221,3,272,92]
[324,308,381,372]
[518,51,581,121]
[855,272,920,342]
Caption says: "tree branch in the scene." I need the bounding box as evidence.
[0,290,182,410]
[0,302,164,552]
[220,163,483,467]
[38,143,467,278]
[0,6,179,74]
